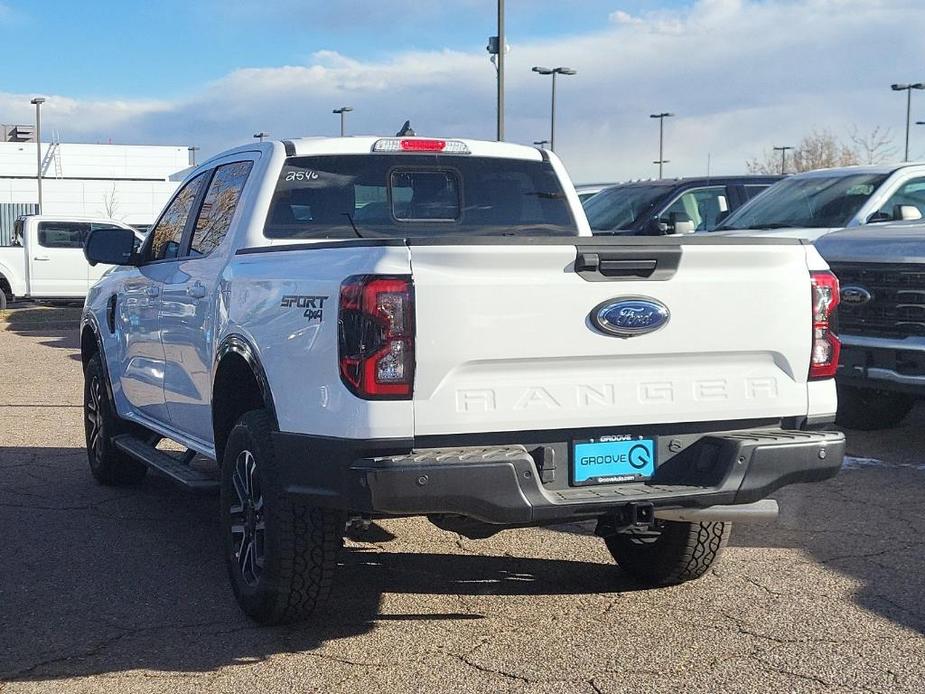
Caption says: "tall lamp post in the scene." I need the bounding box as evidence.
[30,97,45,214]
[891,83,924,161]
[487,0,506,141]
[532,66,576,152]
[253,131,268,143]
[187,146,200,166]
[333,106,353,136]
[649,112,674,179]
[773,145,794,175]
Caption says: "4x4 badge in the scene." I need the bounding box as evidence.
[280,295,328,320]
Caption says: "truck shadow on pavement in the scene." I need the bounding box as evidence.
[0,445,638,682]
[1,306,82,359]
[728,407,925,637]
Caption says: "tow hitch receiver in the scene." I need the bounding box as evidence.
[595,502,655,537]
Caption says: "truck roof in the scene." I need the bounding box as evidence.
[18,214,135,227]
[200,136,546,169]
[789,162,925,178]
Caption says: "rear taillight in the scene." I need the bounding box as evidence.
[810,271,840,380]
[339,275,415,399]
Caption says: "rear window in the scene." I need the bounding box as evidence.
[265,155,577,239]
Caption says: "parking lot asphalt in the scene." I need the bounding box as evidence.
[0,306,922,694]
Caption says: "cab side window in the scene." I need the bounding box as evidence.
[190,161,253,256]
[37,222,90,248]
[663,186,729,231]
[150,172,208,261]
[877,177,925,221]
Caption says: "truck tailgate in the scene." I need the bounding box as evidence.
[408,239,812,436]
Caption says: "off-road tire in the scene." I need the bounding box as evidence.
[605,520,730,586]
[836,385,915,431]
[221,409,345,624]
[83,354,148,485]
[0,289,7,310]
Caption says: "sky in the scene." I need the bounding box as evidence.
[0,0,923,182]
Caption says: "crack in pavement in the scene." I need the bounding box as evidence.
[1,619,254,681]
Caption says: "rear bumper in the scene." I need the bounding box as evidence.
[838,335,925,396]
[273,428,845,525]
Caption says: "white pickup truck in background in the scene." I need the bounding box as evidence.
[80,136,846,624]
[0,215,139,308]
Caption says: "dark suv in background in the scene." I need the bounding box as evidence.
[583,176,780,235]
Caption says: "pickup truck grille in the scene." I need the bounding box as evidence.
[829,263,925,338]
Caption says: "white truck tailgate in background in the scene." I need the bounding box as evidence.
[410,243,812,436]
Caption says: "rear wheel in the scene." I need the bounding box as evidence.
[604,520,730,586]
[221,409,345,624]
[83,354,148,485]
[836,385,914,431]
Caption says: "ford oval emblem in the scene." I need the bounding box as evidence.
[591,297,670,338]
[840,285,872,306]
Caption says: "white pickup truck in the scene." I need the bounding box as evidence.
[80,136,845,624]
[0,215,139,308]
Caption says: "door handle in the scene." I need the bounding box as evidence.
[33,256,50,261]
[145,285,160,298]
[187,282,207,300]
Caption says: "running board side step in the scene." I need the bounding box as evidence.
[654,499,779,523]
[112,435,220,494]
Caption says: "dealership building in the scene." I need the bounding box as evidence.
[0,124,189,244]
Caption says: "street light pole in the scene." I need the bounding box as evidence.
[649,112,674,179]
[497,0,505,141]
[892,83,925,161]
[773,145,794,175]
[30,97,45,214]
[187,146,200,166]
[532,67,576,152]
[333,106,353,136]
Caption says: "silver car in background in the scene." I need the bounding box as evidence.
[715,163,925,242]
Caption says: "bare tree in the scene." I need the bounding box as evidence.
[102,183,121,220]
[748,126,900,174]
[848,125,897,164]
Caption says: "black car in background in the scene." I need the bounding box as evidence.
[583,176,781,235]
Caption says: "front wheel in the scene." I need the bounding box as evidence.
[221,409,345,624]
[604,520,730,586]
[83,354,147,485]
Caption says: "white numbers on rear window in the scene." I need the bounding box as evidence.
[285,170,320,182]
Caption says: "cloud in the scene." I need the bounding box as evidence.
[5,0,924,181]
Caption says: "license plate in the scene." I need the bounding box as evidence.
[572,435,656,486]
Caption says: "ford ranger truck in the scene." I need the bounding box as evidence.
[80,136,845,624]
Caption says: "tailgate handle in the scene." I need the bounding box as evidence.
[576,253,658,278]
[575,245,681,282]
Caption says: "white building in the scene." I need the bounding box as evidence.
[0,138,189,243]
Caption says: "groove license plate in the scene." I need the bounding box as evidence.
[572,435,656,486]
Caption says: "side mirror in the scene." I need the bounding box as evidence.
[894,204,922,221]
[669,212,696,235]
[866,210,892,224]
[644,217,670,235]
[84,227,139,267]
